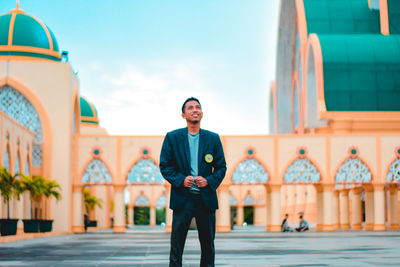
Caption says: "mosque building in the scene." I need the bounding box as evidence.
[0,0,400,237]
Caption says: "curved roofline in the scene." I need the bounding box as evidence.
[0,6,61,61]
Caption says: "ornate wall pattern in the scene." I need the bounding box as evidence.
[127,158,163,183]
[232,158,268,183]
[82,159,112,183]
[284,158,320,183]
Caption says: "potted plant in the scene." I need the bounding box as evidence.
[19,175,44,233]
[0,166,22,236]
[83,187,102,228]
[40,178,61,232]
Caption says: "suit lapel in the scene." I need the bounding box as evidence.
[198,129,206,172]
[181,128,191,173]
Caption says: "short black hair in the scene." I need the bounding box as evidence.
[181,97,201,113]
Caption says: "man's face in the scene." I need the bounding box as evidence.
[182,100,203,123]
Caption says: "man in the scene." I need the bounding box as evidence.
[160,97,227,267]
[281,213,292,232]
[295,215,309,232]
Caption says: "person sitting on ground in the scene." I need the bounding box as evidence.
[295,215,309,232]
[281,214,292,232]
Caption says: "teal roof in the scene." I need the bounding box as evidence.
[80,97,99,125]
[0,8,61,61]
[320,34,400,111]
[388,0,400,34]
[303,0,380,35]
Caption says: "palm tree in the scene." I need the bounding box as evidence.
[19,175,44,219]
[83,187,102,214]
[42,179,62,219]
[0,166,22,219]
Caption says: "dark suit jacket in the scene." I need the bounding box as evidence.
[159,128,227,211]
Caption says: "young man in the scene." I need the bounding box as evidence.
[160,97,227,267]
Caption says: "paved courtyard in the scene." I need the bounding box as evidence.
[0,226,399,266]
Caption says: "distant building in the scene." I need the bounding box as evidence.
[0,0,399,236]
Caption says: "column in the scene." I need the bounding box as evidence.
[321,184,334,231]
[266,184,281,232]
[315,186,323,231]
[113,184,126,233]
[23,191,30,219]
[389,186,399,230]
[150,205,156,226]
[165,184,173,233]
[15,195,24,233]
[351,187,362,230]
[128,205,134,226]
[237,205,244,226]
[216,185,231,232]
[332,190,339,229]
[72,185,84,233]
[364,186,374,230]
[339,189,350,229]
[373,184,385,231]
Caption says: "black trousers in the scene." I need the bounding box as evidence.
[169,193,216,267]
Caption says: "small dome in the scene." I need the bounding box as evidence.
[0,6,61,61]
[80,97,100,125]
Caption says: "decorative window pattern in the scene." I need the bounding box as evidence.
[14,153,20,174]
[156,195,167,208]
[4,148,10,170]
[0,86,43,166]
[229,195,237,205]
[243,194,255,206]
[335,157,371,183]
[284,158,320,183]
[82,159,112,183]
[232,159,268,183]
[24,158,29,176]
[127,158,163,183]
[135,195,150,206]
[386,158,400,183]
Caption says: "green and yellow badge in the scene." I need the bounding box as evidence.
[205,154,213,163]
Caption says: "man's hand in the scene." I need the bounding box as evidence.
[183,176,194,188]
[195,176,208,188]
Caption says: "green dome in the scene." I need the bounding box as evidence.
[80,97,99,125]
[0,7,61,61]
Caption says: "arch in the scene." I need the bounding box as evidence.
[386,157,400,183]
[304,34,327,128]
[231,154,271,184]
[71,86,80,135]
[335,156,373,185]
[283,156,321,184]
[3,144,11,171]
[229,194,238,206]
[14,149,21,175]
[126,157,163,184]
[24,154,30,176]
[243,194,256,206]
[156,195,167,208]
[81,158,112,184]
[0,77,52,178]
[134,195,150,206]
[232,158,269,184]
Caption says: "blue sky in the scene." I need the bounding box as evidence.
[2,0,280,135]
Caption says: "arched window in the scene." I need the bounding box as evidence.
[284,158,320,183]
[232,158,268,183]
[127,158,163,183]
[24,157,30,176]
[335,157,371,183]
[82,159,112,183]
[0,86,43,166]
[387,158,400,183]
[229,195,237,206]
[243,194,255,206]
[4,147,10,171]
[156,195,167,208]
[14,152,20,174]
[135,195,150,206]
